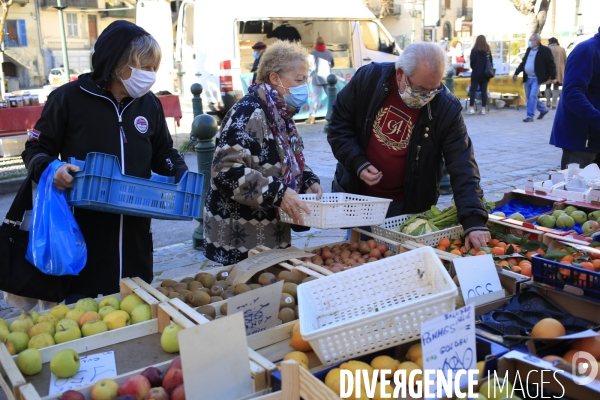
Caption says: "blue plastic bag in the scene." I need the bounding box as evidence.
[26,160,87,276]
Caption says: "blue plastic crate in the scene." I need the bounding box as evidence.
[531,254,600,299]
[66,152,203,221]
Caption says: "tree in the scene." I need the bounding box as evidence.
[0,0,14,45]
[509,0,552,34]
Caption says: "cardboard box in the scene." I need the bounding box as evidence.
[493,189,565,209]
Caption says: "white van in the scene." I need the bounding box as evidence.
[170,0,401,121]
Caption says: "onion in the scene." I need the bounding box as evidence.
[367,240,377,249]
[349,242,359,252]
[384,250,394,258]
[376,244,388,253]
[340,251,351,259]
[321,250,333,260]
[325,258,335,266]
[358,243,371,255]
[367,257,378,263]
[350,253,361,261]
[369,249,382,259]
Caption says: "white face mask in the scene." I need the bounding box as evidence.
[120,66,156,98]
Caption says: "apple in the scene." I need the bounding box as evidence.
[131,304,152,324]
[10,318,33,333]
[75,298,99,313]
[160,324,182,353]
[99,306,116,319]
[144,387,169,400]
[6,331,30,353]
[99,296,121,310]
[50,349,80,378]
[168,356,182,371]
[4,341,17,355]
[120,294,145,315]
[171,384,185,400]
[115,396,137,400]
[28,321,56,338]
[56,318,79,331]
[19,311,39,324]
[78,311,102,328]
[0,318,8,329]
[54,325,82,344]
[118,375,151,400]
[36,314,59,326]
[50,304,71,320]
[104,310,131,330]
[61,390,85,400]
[82,320,109,337]
[16,348,42,376]
[141,366,163,387]
[65,308,86,323]
[162,368,183,394]
[28,332,55,349]
[90,378,120,400]
[0,325,10,341]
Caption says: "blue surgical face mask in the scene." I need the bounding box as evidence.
[528,41,533,48]
[276,77,308,109]
[253,51,259,59]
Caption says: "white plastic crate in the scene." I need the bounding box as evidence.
[278,193,391,229]
[371,214,464,246]
[297,247,457,365]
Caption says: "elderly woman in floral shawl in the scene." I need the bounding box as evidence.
[204,41,322,265]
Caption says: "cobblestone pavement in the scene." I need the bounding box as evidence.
[0,103,561,317]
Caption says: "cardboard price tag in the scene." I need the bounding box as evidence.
[49,351,117,395]
[421,305,477,398]
[453,254,504,306]
[227,280,284,335]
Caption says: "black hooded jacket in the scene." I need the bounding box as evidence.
[22,20,187,297]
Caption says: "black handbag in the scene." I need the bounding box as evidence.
[485,52,495,79]
[0,171,73,302]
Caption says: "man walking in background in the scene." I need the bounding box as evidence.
[546,37,566,109]
[306,37,334,124]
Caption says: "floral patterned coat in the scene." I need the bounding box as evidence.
[203,87,319,265]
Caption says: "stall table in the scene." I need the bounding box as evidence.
[453,76,526,110]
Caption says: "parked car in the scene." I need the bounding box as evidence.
[566,34,593,57]
[48,68,81,85]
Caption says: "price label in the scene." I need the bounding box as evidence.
[227,280,283,335]
[453,254,504,306]
[49,351,117,395]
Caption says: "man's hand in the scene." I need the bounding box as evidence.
[53,163,80,191]
[465,230,492,251]
[280,188,311,225]
[305,182,323,200]
[512,75,518,82]
[359,165,383,186]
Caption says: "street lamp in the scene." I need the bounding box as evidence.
[404,0,424,44]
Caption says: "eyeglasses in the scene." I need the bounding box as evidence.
[406,75,443,96]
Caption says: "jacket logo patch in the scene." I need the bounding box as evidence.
[134,116,149,134]
[28,129,41,141]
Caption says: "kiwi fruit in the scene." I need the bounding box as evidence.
[214,281,228,291]
[194,272,206,280]
[161,279,178,287]
[200,314,214,321]
[171,283,188,292]
[200,274,216,289]
[216,271,229,281]
[282,282,298,300]
[187,291,210,307]
[176,289,191,299]
[221,290,236,300]
[199,288,211,294]
[249,283,262,290]
[209,285,224,297]
[280,293,296,309]
[278,271,298,284]
[209,296,223,303]
[220,303,228,316]
[164,286,174,294]
[258,272,277,286]
[168,292,185,302]
[234,283,251,295]
[188,281,203,292]
[278,308,296,324]
[302,276,317,284]
[196,305,216,319]
[156,287,169,296]
[180,277,194,285]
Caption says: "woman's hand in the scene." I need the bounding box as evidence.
[306,182,323,200]
[53,163,80,191]
[280,188,311,225]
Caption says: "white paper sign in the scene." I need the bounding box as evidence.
[453,255,504,306]
[227,280,284,335]
[421,306,477,398]
[49,351,117,395]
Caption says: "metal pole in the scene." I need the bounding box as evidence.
[0,50,5,100]
[411,16,415,44]
[323,74,338,134]
[191,83,203,117]
[56,0,70,84]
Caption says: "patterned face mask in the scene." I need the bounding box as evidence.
[399,74,441,109]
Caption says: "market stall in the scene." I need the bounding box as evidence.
[453,76,527,109]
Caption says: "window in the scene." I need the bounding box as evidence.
[445,0,452,8]
[443,21,452,40]
[3,20,27,47]
[67,14,78,37]
[360,21,395,54]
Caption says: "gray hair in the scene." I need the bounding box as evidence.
[530,33,541,42]
[395,42,447,77]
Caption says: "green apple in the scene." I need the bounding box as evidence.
[19,311,39,324]
[120,294,145,315]
[0,318,8,330]
[36,314,59,326]
[28,332,55,349]
[103,310,130,330]
[479,378,514,400]
[161,324,183,353]
[27,321,56,338]
[65,308,85,323]
[98,306,116,320]
[56,318,79,331]
[50,304,71,320]
[6,331,30,353]
[91,379,120,400]
[81,320,108,337]
[54,326,82,344]
[78,311,101,328]
[564,205,579,216]
[98,296,121,310]
[16,348,42,376]
[75,298,99,313]
[10,318,33,334]
[4,341,17,355]
[50,349,80,378]
[0,325,10,341]
[131,304,152,324]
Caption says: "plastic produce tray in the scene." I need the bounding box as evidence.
[371,214,463,246]
[278,193,391,229]
[297,246,457,365]
[66,152,203,220]
[531,254,600,299]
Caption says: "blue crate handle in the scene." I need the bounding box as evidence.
[67,156,178,184]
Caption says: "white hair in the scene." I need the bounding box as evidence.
[530,33,541,41]
[395,42,447,77]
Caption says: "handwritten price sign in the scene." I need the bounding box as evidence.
[453,254,504,306]
[227,280,283,335]
[421,305,477,398]
[48,351,117,395]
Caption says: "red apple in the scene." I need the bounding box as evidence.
[167,357,181,371]
[162,368,183,394]
[171,384,185,400]
[61,390,85,400]
[141,367,164,388]
[144,387,169,400]
[118,375,151,400]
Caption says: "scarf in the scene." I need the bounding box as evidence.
[255,84,305,192]
[315,44,327,52]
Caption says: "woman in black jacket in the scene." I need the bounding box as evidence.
[468,35,492,115]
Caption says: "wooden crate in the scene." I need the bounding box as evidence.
[248,245,329,278]
[253,361,338,400]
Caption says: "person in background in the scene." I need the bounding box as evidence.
[513,33,556,122]
[467,35,492,115]
[549,27,600,169]
[306,37,334,124]
[251,41,267,86]
[204,41,322,265]
[327,42,490,250]
[545,37,566,109]
[266,21,301,42]
[22,20,188,302]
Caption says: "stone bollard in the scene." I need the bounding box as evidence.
[191,83,204,118]
[191,114,218,250]
[445,67,455,94]
[324,74,338,134]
